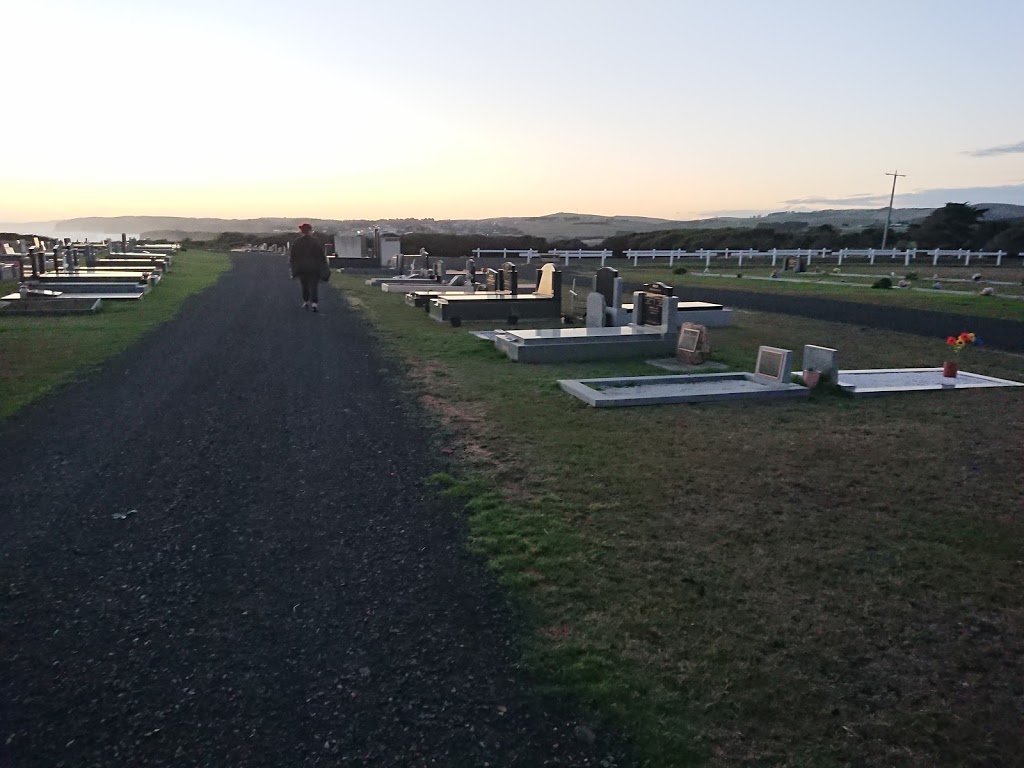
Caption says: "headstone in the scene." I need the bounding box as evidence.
[433,259,444,281]
[465,257,476,282]
[594,266,619,306]
[634,282,673,326]
[586,292,607,328]
[501,262,518,294]
[675,323,710,365]
[753,346,793,384]
[485,268,504,292]
[536,263,556,296]
[802,345,838,377]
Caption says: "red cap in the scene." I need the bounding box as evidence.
[298,222,312,231]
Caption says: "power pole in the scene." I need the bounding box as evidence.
[881,170,906,249]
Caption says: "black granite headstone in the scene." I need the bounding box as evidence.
[595,266,618,306]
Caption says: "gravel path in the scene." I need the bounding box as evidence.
[0,254,623,767]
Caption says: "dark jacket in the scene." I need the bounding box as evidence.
[289,234,327,276]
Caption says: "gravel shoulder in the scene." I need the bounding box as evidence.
[0,254,624,767]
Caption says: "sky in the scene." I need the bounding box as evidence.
[4,0,1024,224]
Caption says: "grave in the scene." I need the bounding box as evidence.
[587,268,732,329]
[801,345,838,378]
[557,345,809,407]
[429,263,562,325]
[493,282,684,363]
[0,297,103,316]
[379,259,447,293]
[367,257,444,289]
[403,275,477,307]
[835,368,1024,397]
[5,281,149,300]
[406,262,521,309]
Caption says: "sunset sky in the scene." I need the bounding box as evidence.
[4,0,1023,224]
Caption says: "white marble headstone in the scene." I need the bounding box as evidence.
[802,345,838,376]
[536,263,556,296]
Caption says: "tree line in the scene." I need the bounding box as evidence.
[180,203,1024,258]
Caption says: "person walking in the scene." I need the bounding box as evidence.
[289,222,328,312]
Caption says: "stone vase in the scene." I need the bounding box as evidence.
[802,370,821,388]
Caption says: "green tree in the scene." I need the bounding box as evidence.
[907,203,988,249]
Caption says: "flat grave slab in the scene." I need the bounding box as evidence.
[646,358,730,373]
[0,298,102,316]
[559,373,810,407]
[836,368,1024,396]
[494,325,673,363]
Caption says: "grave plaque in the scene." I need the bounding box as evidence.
[639,291,664,326]
[676,323,710,365]
[753,346,793,384]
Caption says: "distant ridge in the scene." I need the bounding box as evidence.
[6,204,1023,241]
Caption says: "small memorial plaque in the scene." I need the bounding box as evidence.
[675,322,709,365]
[678,327,701,353]
[754,346,792,383]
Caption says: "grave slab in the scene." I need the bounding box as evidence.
[494,325,672,363]
[559,373,810,407]
[0,298,103,316]
[836,368,1024,397]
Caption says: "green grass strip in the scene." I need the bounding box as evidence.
[0,250,231,421]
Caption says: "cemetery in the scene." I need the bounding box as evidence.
[0,236,173,313]
[428,262,563,324]
[4,240,1023,768]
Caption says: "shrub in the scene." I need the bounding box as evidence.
[672,266,687,274]
[872,277,893,289]
[904,272,918,281]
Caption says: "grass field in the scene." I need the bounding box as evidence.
[338,274,1024,766]
[608,263,1024,323]
[0,250,231,421]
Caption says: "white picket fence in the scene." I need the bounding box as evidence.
[472,248,611,265]
[624,247,1022,268]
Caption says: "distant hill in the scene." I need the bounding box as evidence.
[8,204,1023,241]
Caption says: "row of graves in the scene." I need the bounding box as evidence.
[0,236,174,316]
[369,256,564,326]
[367,257,1023,407]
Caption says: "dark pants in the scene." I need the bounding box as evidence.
[298,272,320,303]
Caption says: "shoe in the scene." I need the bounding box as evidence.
[302,301,309,310]
[311,303,319,312]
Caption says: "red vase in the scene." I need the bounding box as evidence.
[943,360,958,378]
